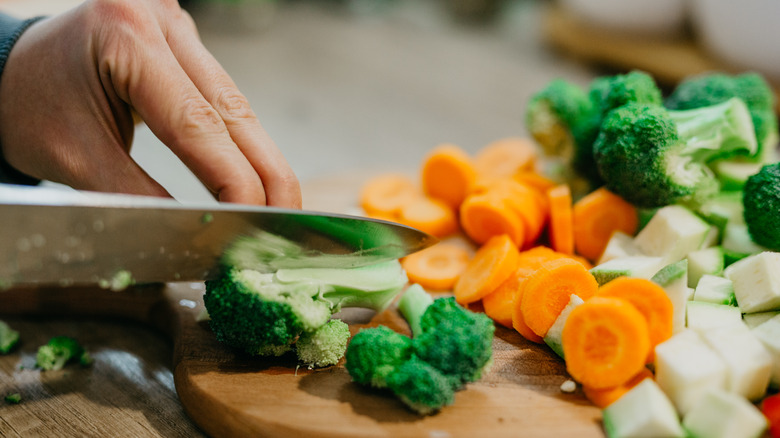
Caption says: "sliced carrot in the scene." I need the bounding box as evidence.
[483,268,526,329]
[467,178,547,248]
[573,187,639,262]
[582,367,654,408]
[421,144,477,209]
[454,234,520,305]
[401,243,471,291]
[509,269,544,344]
[562,296,651,389]
[474,137,538,184]
[520,257,598,337]
[459,193,526,246]
[360,173,419,216]
[595,277,673,363]
[547,184,574,255]
[397,196,458,238]
[512,171,558,193]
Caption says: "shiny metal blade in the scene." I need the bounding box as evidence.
[0,185,436,289]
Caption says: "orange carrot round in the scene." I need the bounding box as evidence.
[474,137,537,184]
[360,173,419,216]
[483,269,525,329]
[510,270,544,344]
[401,243,471,291]
[421,144,477,209]
[454,234,520,305]
[562,296,651,389]
[397,196,459,238]
[573,187,638,262]
[520,257,598,337]
[459,193,526,247]
[582,367,654,408]
[512,171,557,193]
[595,277,673,363]
[547,184,574,255]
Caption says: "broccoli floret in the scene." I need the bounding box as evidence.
[593,98,757,208]
[295,319,350,368]
[0,320,20,354]
[526,71,664,186]
[665,72,778,159]
[35,336,91,371]
[743,162,780,250]
[203,260,406,362]
[4,393,21,404]
[345,284,494,415]
[344,325,413,388]
[385,355,456,416]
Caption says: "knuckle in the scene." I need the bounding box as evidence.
[213,88,256,123]
[178,96,225,135]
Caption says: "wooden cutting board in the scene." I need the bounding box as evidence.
[0,283,603,438]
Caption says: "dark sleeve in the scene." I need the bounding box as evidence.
[0,13,46,186]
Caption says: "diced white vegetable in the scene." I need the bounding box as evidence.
[655,330,728,415]
[590,256,665,286]
[543,294,584,359]
[743,310,780,329]
[597,231,642,265]
[693,275,735,306]
[687,247,725,288]
[722,223,767,259]
[652,260,689,334]
[682,389,767,438]
[698,323,772,401]
[686,301,742,331]
[602,379,685,438]
[634,205,714,264]
[751,314,780,388]
[724,251,780,313]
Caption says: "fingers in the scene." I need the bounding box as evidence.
[161,10,302,209]
[100,9,275,205]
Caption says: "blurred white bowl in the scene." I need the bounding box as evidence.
[690,0,780,83]
[559,0,687,39]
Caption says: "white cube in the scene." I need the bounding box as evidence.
[682,389,767,438]
[725,251,780,313]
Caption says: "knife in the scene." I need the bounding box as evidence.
[0,185,436,289]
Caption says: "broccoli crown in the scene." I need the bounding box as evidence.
[385,355,457,415]
[743,162,780,250]
[665,72,778,155]
[526,79,594,158]
[204,268,331,355]
[36,336,86,371]
[413,297,495,384]
[344,326,413,388]
[295,319,351,368]
[594,99,756,208]
[0,320,20,354]
[589,70,663,117]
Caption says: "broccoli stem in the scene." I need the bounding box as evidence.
[397,284,434,338]
[671,97,757,162]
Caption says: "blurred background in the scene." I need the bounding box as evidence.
[1,0,778,205]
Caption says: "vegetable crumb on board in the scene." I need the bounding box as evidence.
[560,379,577,393]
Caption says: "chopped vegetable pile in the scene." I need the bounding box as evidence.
[358,69,780,433]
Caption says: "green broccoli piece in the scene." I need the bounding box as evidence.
[665,72,778,160]
[345,325,413,388]
[593,98,757,208]
[0,320,20,354]
[345,284,494,415]
[203,260,406,362]
[525,71,663,186]
[295,319,350,368]
[743,162,780,250]
[35,336,91,371]
[4,393,21,404]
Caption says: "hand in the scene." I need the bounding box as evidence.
[0,0,301,208]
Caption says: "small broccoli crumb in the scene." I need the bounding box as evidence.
[5,393,21,404]
[36,336,90,371]
[560,380,577,393]
[201,212,214,224]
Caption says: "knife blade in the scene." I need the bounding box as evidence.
[0,185,436,289]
